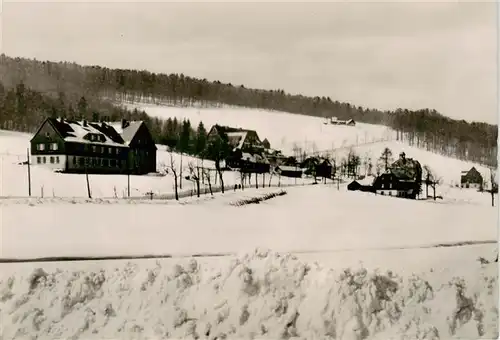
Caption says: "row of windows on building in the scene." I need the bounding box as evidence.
[36,143,59,151]
[72,157,123,168]
[36,156,60,164]
[36,143,123,155]
[36,155,124,168]
[378,190,409,197]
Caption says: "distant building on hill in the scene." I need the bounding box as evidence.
[30,117,156,174]
[460,167,483,189]
[324,117,356,126]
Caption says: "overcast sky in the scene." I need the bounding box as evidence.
[1,1,498,124]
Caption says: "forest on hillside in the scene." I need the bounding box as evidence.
[0,54,497,166]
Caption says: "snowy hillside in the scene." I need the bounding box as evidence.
[126,103,396,155]
[129,103,494,186]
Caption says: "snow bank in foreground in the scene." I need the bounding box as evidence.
[1,249,497,340]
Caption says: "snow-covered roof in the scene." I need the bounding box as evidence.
[356,175,376,186]
[276,165,302,172]
[46,118,127,147]
[108,121,143,145]
[227,131,248,149]
[241,152,269,164]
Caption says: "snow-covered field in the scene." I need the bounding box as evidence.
[0,105,498,339]
[2,185,497,259]
[1,185,498,339]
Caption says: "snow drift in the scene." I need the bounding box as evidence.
[1,249,497,340]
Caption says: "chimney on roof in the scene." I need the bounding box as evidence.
[83,119,88,127]
[121,119,129,129]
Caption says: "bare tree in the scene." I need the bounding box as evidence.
[202,168,213,196]
[167,152,179,200]
[423,165,441,200]
[188,161,201,198]
[489,167,498,207]
[239,168,246,190]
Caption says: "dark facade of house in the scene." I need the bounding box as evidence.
[30,118,156,175]
[120,120,157,174]
[316,159,333,179]
[372,172,418,199]
[461,167,483,188]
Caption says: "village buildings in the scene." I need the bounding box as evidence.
[348,152,422,199]
[207,124,271,172]
[30,117,157,174]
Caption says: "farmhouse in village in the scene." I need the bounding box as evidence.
[372,172,418,198]
[372,152,422,199]
[207,124,270,172]
[460,167,483,189]
[207,125,265,152]
[30,118,157,174]
[350,152,421,199]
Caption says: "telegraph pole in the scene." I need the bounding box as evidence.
[27,148,32,197]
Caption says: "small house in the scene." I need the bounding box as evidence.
[348,175,375,192]
[275,165,303,178]
[460,167,483,189]
[316,159,333,179]
[347,180,362,191]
